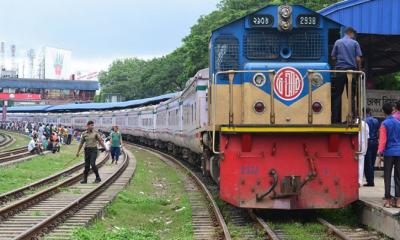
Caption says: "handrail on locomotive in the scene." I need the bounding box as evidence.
[211,69,366,155]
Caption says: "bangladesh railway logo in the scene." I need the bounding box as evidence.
[274,67,303,101]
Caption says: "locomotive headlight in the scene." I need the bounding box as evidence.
[253,73,266,87]
[310,73,324,87]
[280,6,291,18]
[254,101,266,114]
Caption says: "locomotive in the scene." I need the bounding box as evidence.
[7,4,366,209]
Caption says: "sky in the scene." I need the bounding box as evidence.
[0,0,220,73]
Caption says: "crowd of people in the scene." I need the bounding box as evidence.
[359,103,400,208]
[0,121,82,154]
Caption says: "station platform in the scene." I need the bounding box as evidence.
[358,171,400,239]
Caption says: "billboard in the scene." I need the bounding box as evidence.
[44,47,72,80]
[0,93,41,101]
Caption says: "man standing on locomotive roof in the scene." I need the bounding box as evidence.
[331,27,362,123]
[76,120,107,184]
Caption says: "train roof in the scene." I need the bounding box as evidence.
[7,92,180,113]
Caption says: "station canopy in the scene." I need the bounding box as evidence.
[0,78,99,91]
[319,0,400,76]
[7,92,180,113]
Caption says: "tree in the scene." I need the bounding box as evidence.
[98,0,341,101]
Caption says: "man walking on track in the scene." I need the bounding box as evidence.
[110,125,123,164]
[76,120,107,184]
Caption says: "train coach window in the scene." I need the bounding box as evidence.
[214,37,239,72]
[245,31,279,59]
[289,31,323,59]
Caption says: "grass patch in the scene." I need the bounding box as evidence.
[0,143,81,194]
[318,205,360,227]
[0,130,30,151]
[72,147,193,240]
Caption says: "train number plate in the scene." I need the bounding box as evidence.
[296,14,320,27]
[249,14,274,27]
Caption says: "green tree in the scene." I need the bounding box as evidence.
[98,0,341,101]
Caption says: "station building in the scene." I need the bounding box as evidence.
[0,78,99,106]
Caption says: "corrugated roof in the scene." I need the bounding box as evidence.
[7,92,179,113]
[319,0,400,35]
[7,105,52,112]
[0,78,99,90]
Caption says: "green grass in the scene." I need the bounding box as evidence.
[268,221,332,240]
[0,130,30,151]
[0,143,81,194]
[72,147,193,240]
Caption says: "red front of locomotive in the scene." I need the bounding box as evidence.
[219,131,359,209]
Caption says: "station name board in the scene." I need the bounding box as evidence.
[367,90,400,118]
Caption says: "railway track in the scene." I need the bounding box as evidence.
[129,143,231,240]
[0,147,34,167]
[0,151,108,207]
[129,143,389,240]
[317,218,383,240]
[0,133,14,149]
[250,211,384,240]
[0,150,132,240]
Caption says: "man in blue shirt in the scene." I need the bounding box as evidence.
[364,107,380,186]
[331,27,363,123]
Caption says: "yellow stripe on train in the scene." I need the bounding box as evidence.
[220,126,359,133]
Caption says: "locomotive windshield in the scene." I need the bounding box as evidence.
[244,30,323,60]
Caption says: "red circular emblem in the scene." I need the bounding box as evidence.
[274,67,303,101]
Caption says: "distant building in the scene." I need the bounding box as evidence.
[0,78,99,105]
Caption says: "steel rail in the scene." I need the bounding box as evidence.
[128,143,232,240]
[0,158,88,205]
[317,218,352,240]
[14,150,129,240]
[0,152,110,221]
[248,210,281,240]
[0,133,14,148]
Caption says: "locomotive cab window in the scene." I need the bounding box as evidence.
[214,37,239,73]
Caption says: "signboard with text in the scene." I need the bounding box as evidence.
[367,90,400,117]
[0,93,41,101]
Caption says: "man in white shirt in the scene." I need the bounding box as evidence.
[27,136,43,155]
[359,119,369,186]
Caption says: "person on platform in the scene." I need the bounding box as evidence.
[364,108,380,186]
[110,125,122,164]
[359,119,369,186]
[393,101,400,121]
[76,121,107,184]
[378,103,400,208]
[331,27,362,123]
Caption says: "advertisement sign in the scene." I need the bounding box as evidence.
[0,93,41,101]
[44,47,72,79]
[366,90,400,117]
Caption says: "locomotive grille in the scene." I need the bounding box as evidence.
[214,37,239,72]
[244,31,280,59]
[288,32,323,59]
